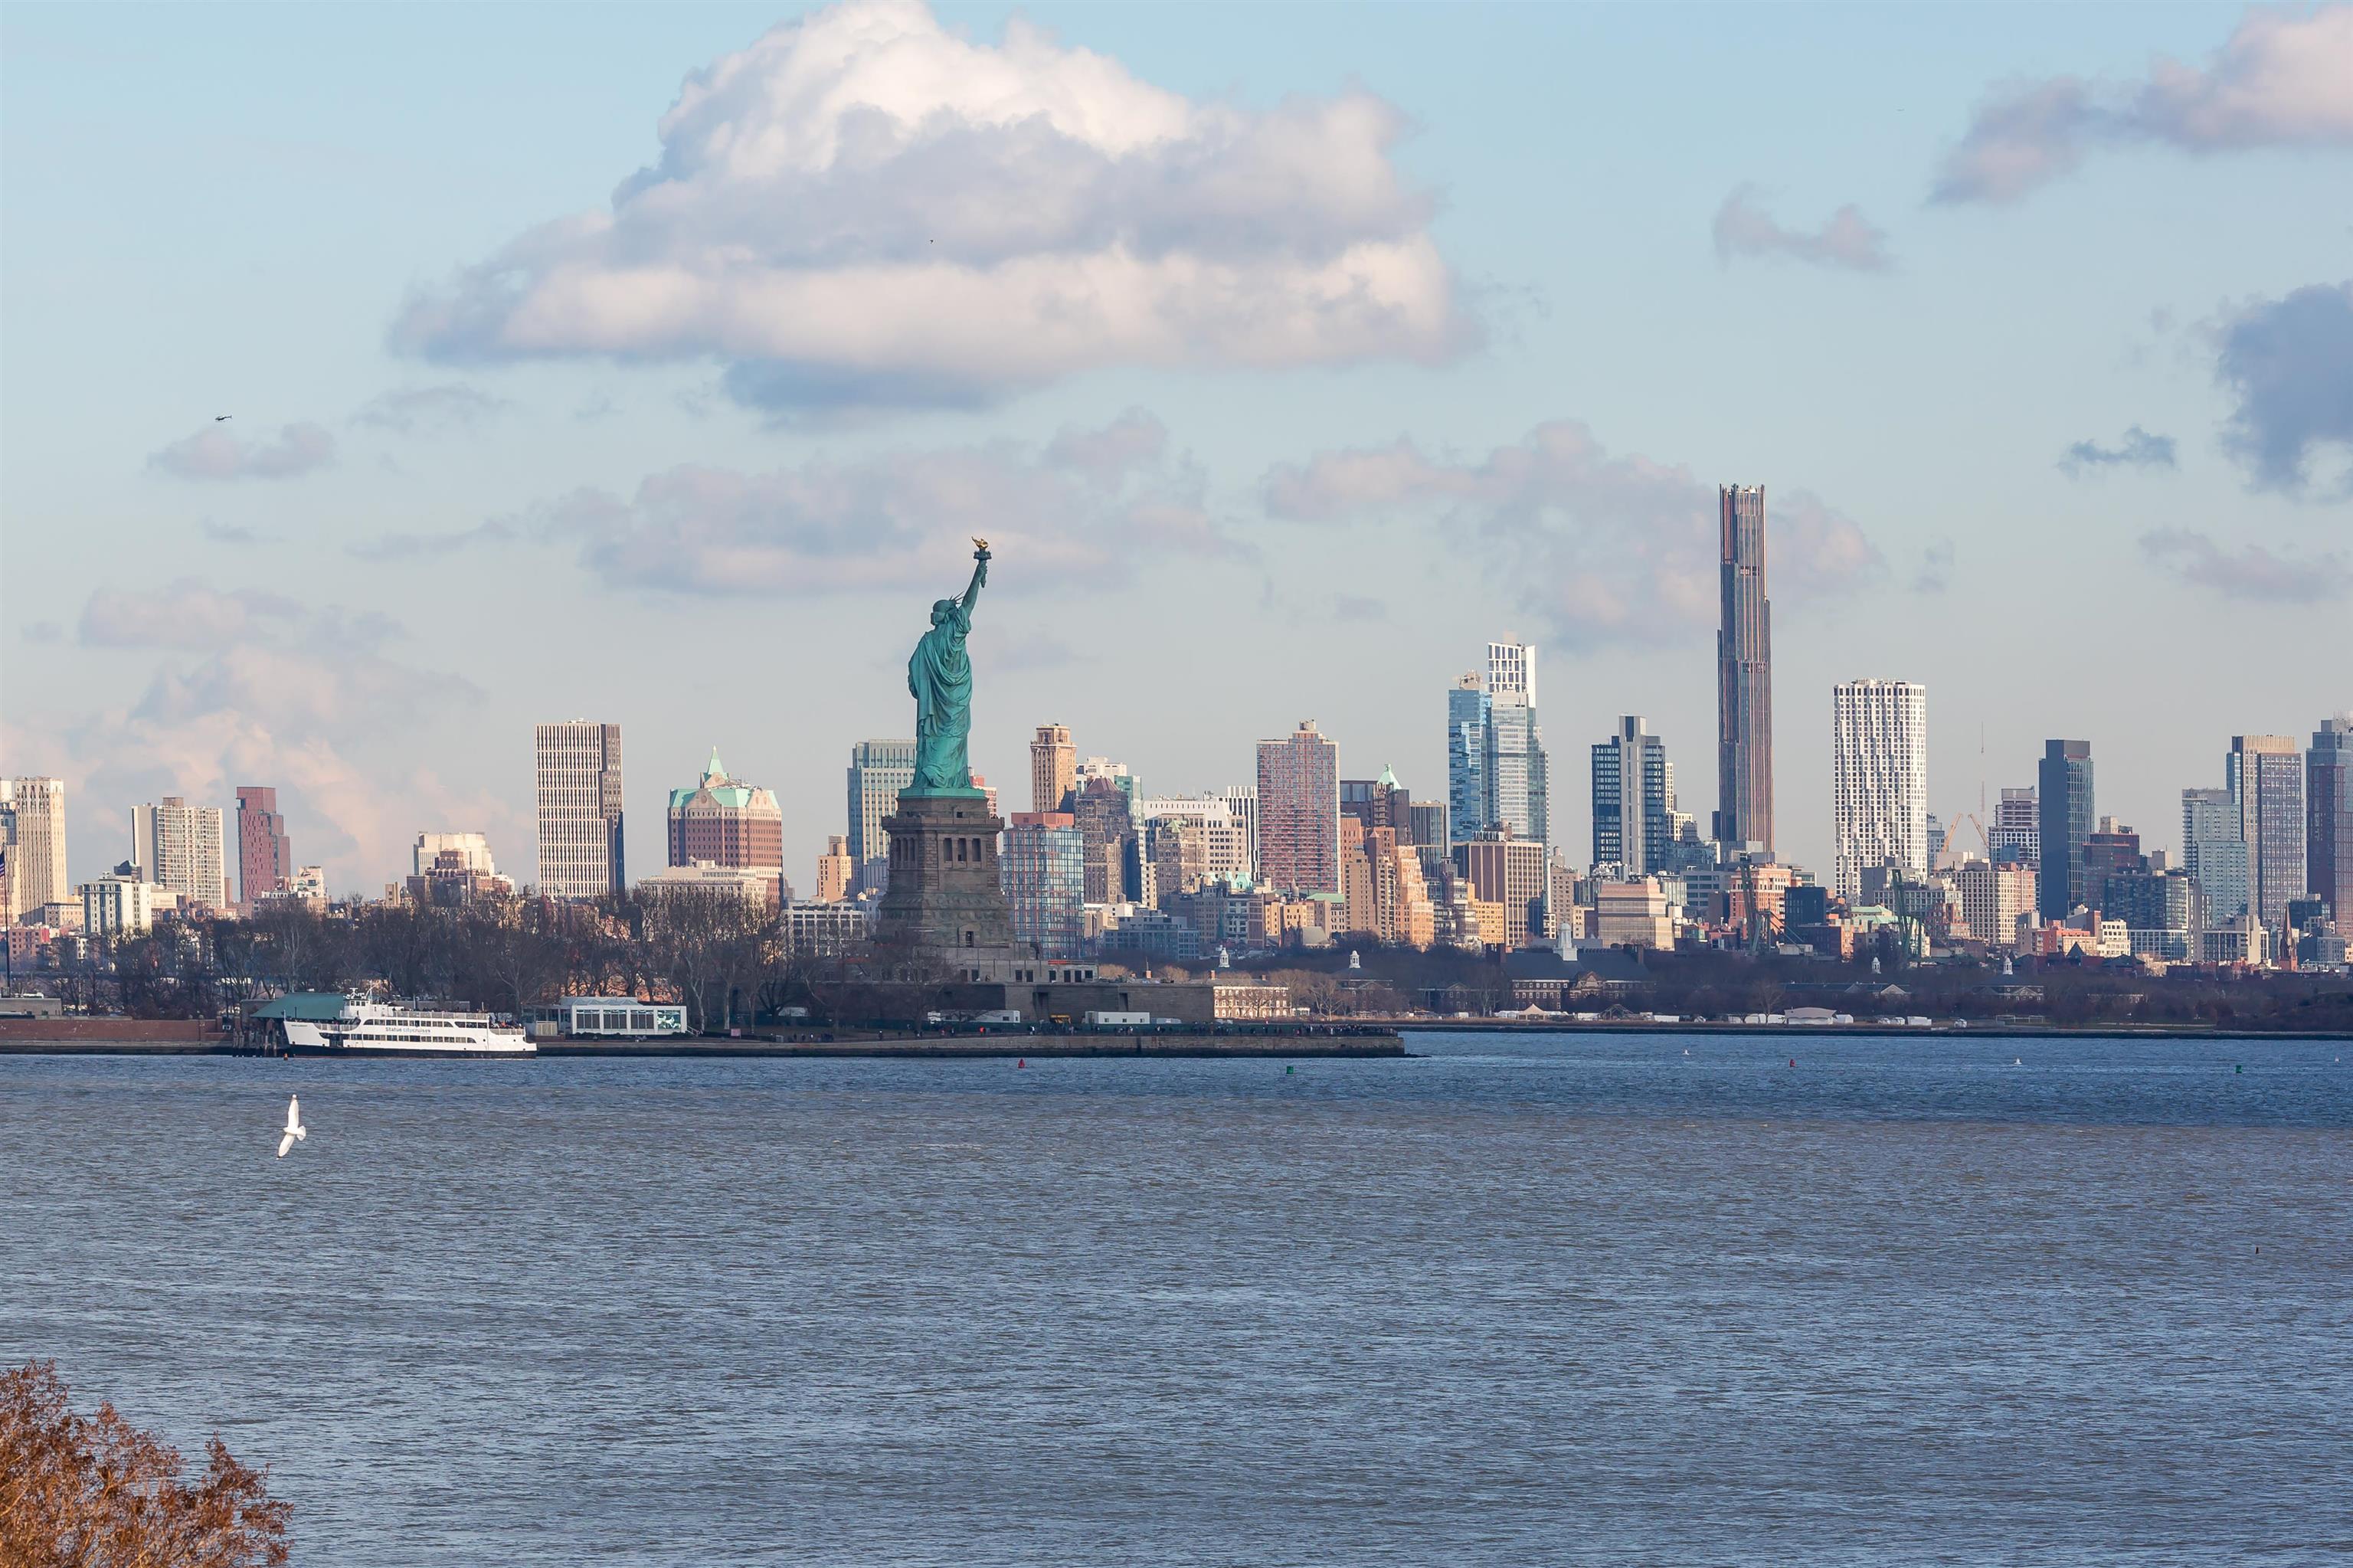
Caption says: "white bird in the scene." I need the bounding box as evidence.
[2013,1057,2023,1066]
[277,1095,306,1158]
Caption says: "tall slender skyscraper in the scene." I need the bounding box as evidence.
[1484,640,1549,850]
[1256,720,1339,896]
[235,786,291,906]
[1029,724,1075,814]
[1831,681,1928,902]
[0,778,70,911]
[535,721,625,899]
[846,738,918,894]
[2228,734,2305,931]
[1715,485,1772,856]
[2037,740,2094,917]
[1445,673,1489,840]
[2310,714,2353,922]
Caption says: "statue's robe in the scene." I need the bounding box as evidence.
[908,607,974,791]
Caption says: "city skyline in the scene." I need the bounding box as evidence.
[3,2,2347,895]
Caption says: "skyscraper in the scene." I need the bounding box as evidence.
[1446,673,1489,841]
[666,749,787,905]
[1030,724,1075,813]
[2310,714,2353,922]
[1454,830,1550,949]
[2037,740,2094,917]
[131,797,229,910]
[1484,641,1549,849]
[1831,681,1928,902]
[1715,484,1772,856]
[1256,720,1340,895]
[234,787,291,907]
[1002,811,1085,959]
[1220,784,1260,882]
[535,720,625,899]
[1591,716,1677,876]
[846,738,917,894]
[1340,765,1411,840]
[0,777,69,911]
[1069,775,1137,904]
[1990,786,2038,864]
[2228,734,2305,932]
[2181,787,2249,932]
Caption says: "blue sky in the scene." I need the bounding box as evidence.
[4,1,2347,893]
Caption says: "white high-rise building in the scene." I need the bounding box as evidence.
[413,832,499,879]
[535,722,625,899]
[1,777,70,912]
[130,797,229,911]
[1831,680,1928,902]
[1220,784,1260,882]
[1136,795,1253,889]
[1487,640,1536,707]
[1484,640,1549,850]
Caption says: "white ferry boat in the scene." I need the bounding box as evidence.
[277,995,535,1057]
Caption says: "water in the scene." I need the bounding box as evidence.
[4,1033,2348,1565]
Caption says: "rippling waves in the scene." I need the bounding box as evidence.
[5,1033,2348,1565]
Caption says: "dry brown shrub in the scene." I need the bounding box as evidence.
[0,1361,290,1568]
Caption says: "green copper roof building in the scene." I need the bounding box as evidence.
[666,748,787,904]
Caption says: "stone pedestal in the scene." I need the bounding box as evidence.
[869,791,1019,973]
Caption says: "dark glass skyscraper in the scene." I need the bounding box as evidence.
[2037,739,2094,917]
[2311,714,2353,922]
[1715,485,1772,856]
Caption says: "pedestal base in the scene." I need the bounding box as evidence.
[869,792,1019,967]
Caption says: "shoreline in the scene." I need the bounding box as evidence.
[0,1029,1409,1059]
[2,1023,2348,1054]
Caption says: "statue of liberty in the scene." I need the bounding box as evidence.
[906,539,990,794]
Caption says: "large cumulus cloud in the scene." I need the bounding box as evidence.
[391,0,1471,410]
[1260,421,1885,647]
[1933,5,2353,204]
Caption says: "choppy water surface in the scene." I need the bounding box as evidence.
[5,1033,2348,1566]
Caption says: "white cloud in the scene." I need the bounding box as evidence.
[2214,280,2353,496]
[2058,425,2178,476]
[2141,528,2351,601]
[146,421,336,480]
[1934,5,2353,203]
[31,584,495,895]
[1712,185,1892,273]
[354,383,513,434]
[78,580,299,651]
[532,411,1240,594]
[390,0,1470,409]
[1261,421,1885,647]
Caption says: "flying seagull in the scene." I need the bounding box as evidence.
[277,1095,306,1158]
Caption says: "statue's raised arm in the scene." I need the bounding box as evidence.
[961,538,990,618]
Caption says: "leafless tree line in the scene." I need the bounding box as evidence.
[23,890,852,1036]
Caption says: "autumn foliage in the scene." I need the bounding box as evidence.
[0,1362,290,1568]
